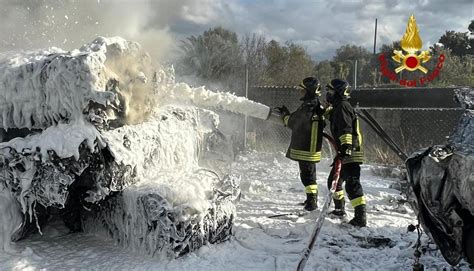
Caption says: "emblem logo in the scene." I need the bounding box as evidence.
[378,15,445,87]
[392,15,431,73]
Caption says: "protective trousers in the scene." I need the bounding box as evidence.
[298,161,317,194]
[327,162,365,208]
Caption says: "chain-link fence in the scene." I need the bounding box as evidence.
[245,86,299,152]
[358,108,462,165]
[241,86,464,165]
[317,53,474,89]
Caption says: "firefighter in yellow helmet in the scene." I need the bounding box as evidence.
[277,77,326,211]
[325,79,367,227]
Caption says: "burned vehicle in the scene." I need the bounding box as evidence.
[0,37,239,257]
[406,88,473,265]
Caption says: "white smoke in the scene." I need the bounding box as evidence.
[0,0,220,63]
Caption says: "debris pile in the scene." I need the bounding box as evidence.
[406,88,474,265]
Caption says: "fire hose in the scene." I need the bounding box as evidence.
[296,133,342,271]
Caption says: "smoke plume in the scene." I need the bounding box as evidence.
[0,0,216,63]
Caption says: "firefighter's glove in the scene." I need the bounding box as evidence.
[276,105,290,116]
[339,144,352,157]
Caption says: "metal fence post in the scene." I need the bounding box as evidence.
[354,60,358,90]
[244,64,249,150]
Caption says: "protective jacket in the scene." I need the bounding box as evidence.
[283,99,325,162]
[327,97,365,164]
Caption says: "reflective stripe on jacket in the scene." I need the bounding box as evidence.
[328,100,365,164]
[284,99,325,162]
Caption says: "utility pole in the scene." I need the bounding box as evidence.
[244,64,249,150]
[354,59,358,90]
[373,18,378,54]
[373,18,378,87]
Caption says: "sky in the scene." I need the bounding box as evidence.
[0,0,472,62]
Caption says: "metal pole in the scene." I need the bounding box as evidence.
[374,18,377,86]
[373,18,378,55]
[373,18,378,87]
[354,60,358,90]
[244,64,249,150]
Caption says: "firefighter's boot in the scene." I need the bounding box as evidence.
[329,198,346,217]
[349,204,367,227]
[304,193,318,211]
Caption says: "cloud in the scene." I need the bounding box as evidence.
[0,0,471,62]
[177,0,472,60]
[0,0,186,62]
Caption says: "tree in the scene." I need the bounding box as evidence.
[263,40,315,85]
[178,27,243,88]
[333,44,371,62]
[177,29,316,89]
[285,42,314,84]
[332,44,371,86]
[263,40,289,85]
[314,60,335,85]
[241,33,267,86]
[379,41,402,55]
[438,30,472,56]
[374,41,404,85]
[428,47,474,87]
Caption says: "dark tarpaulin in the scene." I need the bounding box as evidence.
[405,88,474,265]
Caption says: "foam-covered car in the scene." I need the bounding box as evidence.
[0,37,239,257]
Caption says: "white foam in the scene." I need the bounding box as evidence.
[0,36,143,130]
[101,105,220,211]
[0,151,460,270]
[0,36,274,254]
[158,83,270,120]
[0,182,22,253]
[1,121,101,161]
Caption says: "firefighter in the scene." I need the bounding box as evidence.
[325,78,367,227]
[277,77,326,211]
